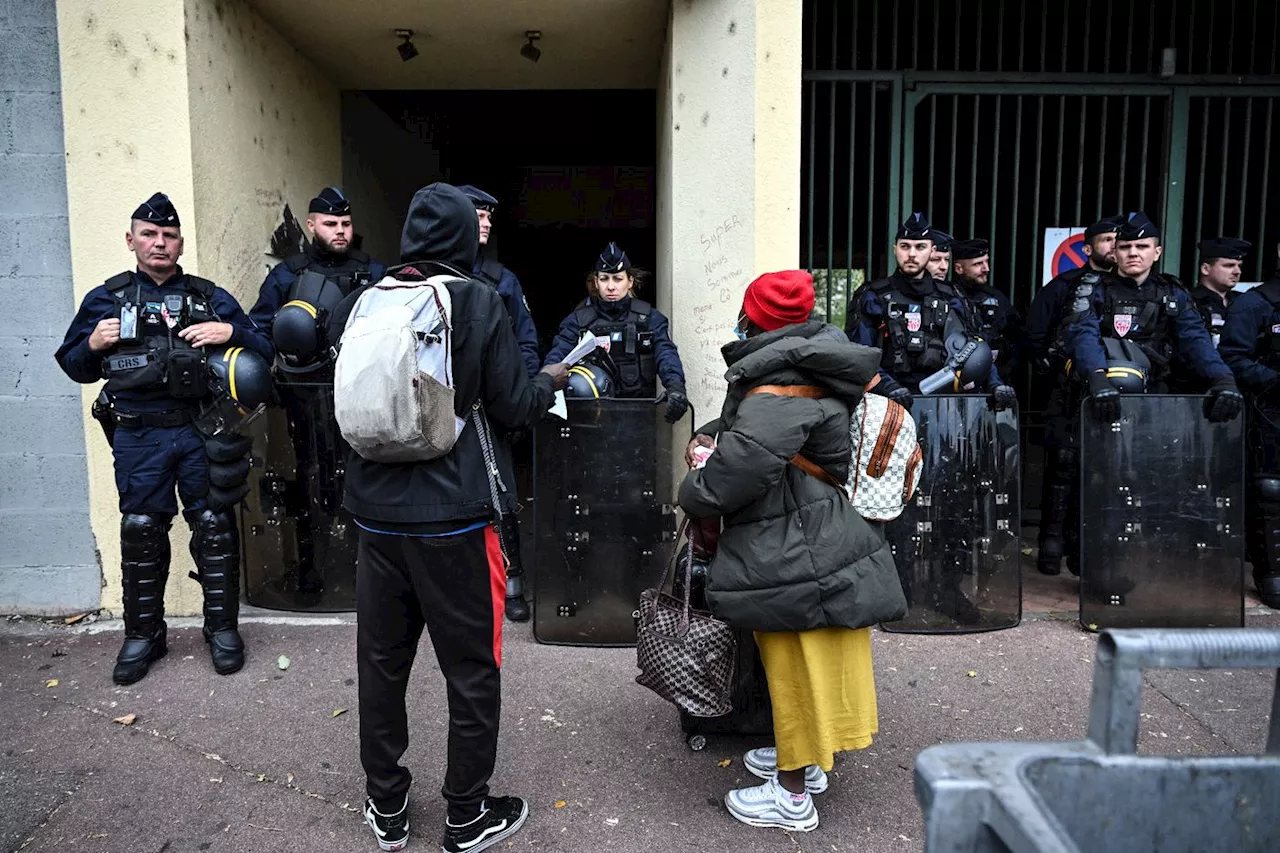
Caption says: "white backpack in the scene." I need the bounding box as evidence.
[846,393,923,521]
[334,274,467,463]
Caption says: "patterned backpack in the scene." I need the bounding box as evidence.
[846,392,923,521]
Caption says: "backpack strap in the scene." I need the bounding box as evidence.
[185,275,216,298]
[104,272,134,296]
[629,298,653,323]
[744,384,843,490]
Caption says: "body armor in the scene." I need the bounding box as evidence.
[573,297,657,398]
[101,272,218,406]
[870,276,958,376]
[274,251,374,376]
[1075,272,1182,380]
[1188,286,1230,349]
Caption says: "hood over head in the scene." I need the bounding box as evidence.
[400,183,479,270]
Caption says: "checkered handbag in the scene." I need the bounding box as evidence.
[635,521,737,717]
[847,393,923,521]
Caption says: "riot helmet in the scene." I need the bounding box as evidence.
[565,362,614,399]
[272,299,323,361]
[1101,337,1151,393]
[195,346,274,437]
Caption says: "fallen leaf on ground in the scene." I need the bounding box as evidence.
[717,759,732,767]
[64,613,87,625]
[112,713,137,726]
[554,800,568,809]
[45,679,58,688]
[278,655,291,671]
[332,708,348,718]
[604,818,619,827]
[966,670,977,678]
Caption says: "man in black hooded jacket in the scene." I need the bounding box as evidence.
[345,183,567,853]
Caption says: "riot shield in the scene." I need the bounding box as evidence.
[1078,394,1244,630]
[532,398,682,646]
[881,395,1022,633]
[241,382,358,611]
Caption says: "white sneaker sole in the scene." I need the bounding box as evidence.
[723,794,820,832]
[364,815,408,853]
[743,760,829,795]
[443,801,530,853]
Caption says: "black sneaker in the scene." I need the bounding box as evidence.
[364,795,409,852]
[443,796,529,853]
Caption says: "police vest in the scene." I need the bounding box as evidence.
[1251,279,1280,361]
[1082,273,1182,371]
[966,286,1008,346]
[101,272,219,403]
[1189,287,1229,349]
[282,250,374,314]
[573,298,656,397]
[870,277,957,376]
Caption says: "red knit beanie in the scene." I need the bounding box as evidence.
[742,270,816,332]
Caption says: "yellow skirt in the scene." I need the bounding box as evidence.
[754,626,878,772]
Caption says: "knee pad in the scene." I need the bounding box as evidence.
[1255,477,1280,504]
[205,434,253,463]
[209,457,251,488]
[191,508,238,552]
[120,513,171,563]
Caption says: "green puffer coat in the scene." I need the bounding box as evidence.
[678,321,907,633]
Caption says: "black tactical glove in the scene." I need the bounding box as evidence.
[1204,376,1244,423]
[988,384,1018,412]
[664,387,690,424]
[1087,371,1122,423]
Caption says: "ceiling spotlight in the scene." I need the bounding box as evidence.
[395,29,419,62]
[521,31,542,63]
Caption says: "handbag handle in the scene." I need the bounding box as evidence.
[644,517,695,635]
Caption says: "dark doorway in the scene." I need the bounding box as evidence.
[357,89,658,358]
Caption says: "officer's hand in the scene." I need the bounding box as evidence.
[179,322,233,348]
[664,388,690,424]
[540,362,569,391]
[1205,377,1244,423]
[685,434,716,468]
[1087,371,1121,422]
[88,318,121,352]
[988,384,1018,412]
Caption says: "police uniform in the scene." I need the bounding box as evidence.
[247,188,387,599]
[952,238,1022,379]
[457,186,541,378]
[1218,261,1280,608]
[1027,215,1125,576]
[845,214,1010,407]
[1168,238,1249,394]
[544,243,689,421]
[55,193,273,684]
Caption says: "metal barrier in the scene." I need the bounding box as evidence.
[915,628,1280,853]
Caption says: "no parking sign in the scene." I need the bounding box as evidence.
[1042,227,1088,285]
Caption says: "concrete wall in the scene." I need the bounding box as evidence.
[54,0,342,617]
[0,0,101,614]
[660,0,803,424]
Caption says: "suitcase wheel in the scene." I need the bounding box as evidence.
[687,734,707,751]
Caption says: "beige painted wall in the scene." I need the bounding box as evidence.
[660,0,803,426]
[56,0,341,616]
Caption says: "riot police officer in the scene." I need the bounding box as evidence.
[1190,237,1249,347]
[1064,211,1243,422]
[249,187,386,598]
[1218,238,1280,609]
[951,238,1021,377]
[1027,214,1123,576]
[925,229,953,281]
[846,213,1016,411]
[544,242,689,422]
[458,185,541,377]
[55,193,273,684]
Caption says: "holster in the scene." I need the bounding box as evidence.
[91,391,116,447]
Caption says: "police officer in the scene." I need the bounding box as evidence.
[1063,211,1243,425]
[1190,237,1249,346]
[458,185,541,377]
[544,242,689,421]
[926,229,953,281]
[951,238,1021,378]
[55,193,273,684]
[1217,236,1280,609]
[846,213,1016,411]
[1027,214,1123,576]
[249,187,387,598]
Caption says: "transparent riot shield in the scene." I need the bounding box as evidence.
[881,395,1022,633]
[1078,395,1244,630]
[532,399,682,646]
[241,382,358,611]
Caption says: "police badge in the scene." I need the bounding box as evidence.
[1113,314,1133,337]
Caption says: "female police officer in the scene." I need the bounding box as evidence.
[544,242,689,423]
[55,192,272,685]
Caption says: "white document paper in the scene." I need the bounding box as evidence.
[560,334,600,366]
[549,390,568,419]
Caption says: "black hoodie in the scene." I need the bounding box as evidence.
[341,183,555,529]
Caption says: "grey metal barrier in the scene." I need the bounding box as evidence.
[915,628,1280,853]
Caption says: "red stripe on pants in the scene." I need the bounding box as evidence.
[485,525,505,668]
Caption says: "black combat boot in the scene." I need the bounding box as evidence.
[1037,482,1070,576]
[500,514,531,622]
[114,514,172,685]
[190,509,245,675]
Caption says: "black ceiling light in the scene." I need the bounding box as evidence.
[396,29,419,62]
[521,30,542,63]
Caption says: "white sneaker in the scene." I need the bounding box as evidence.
[742,747,829,794]
[724,776,819,832]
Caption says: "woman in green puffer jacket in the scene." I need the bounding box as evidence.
[678,269,906,833]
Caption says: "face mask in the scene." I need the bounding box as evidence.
[732,324,748,341]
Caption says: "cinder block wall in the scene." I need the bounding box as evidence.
[0,0,101,614]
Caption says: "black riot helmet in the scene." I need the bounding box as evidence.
[565,362,614,399]
[1101,337,1150,393]
[195,346,274,437]
[272,299,323,361]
